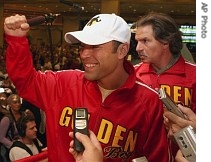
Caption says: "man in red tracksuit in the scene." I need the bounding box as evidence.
[134,12,196,161]
[4,14,170,162]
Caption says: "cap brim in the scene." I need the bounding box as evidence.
[65,31,112,45]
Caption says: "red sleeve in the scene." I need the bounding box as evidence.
[143,97,170,162]
[5,35,56,110]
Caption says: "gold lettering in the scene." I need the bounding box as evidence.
[160,85,193,107]
[112,125,126,147]
[184,88,192,105]
[59,107,72,127]
[124,131,138,152]
[173,86,181,102]
[97,119,113,144]
[160,85,170,95]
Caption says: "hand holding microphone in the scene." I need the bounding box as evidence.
[4,13,60,37]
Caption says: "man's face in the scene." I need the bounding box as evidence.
[25,121,37,140]
[135,25,166,64]
[79,41,120,82]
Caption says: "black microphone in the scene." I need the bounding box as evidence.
[60,0,84,10]
[73,3,84,11]
[59,0,73,6]
[27,13,60,26]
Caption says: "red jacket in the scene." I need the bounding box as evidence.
[134,56,196,113]
[134,56,196,160]
[6,35,170,162]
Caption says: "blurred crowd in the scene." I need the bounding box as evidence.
[0,70,48,161]
[0,42,83,75]
[1,43,81,161]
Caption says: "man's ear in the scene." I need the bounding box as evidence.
[162,42,169,50]
[118,43,129,59]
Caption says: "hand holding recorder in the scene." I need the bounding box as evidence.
[158,88,196,162]
[173,125,196,162]
[164,104,196,131]
[158,88,196,135]
[69,131,103,162]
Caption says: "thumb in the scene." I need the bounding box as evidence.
[20,23,30,31]
[178,104,195,119]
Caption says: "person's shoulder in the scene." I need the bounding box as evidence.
[0,113,11,123]
[55,69,84,79]
[180,55,196,68]
[3,112,14,122]
[182,58,196,77]
[9,144,31,161]
[33,138,43,152]
[0,111,5,120]
[133,62,142,68]
[184,59,196,68]
[134,62,146,69]
[135,80,158,96]
[40,69,85,86]
[9,145,23,152]
[10,140,32,153]
[134,82,163,114]
[175,56,196,77]
[134,62,151,75]
[39,68,84,76]
[10,141,28,153]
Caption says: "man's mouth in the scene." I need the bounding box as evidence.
[84,63,96,68]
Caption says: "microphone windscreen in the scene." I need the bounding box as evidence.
[27,16,46,26]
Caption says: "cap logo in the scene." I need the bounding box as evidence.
[86,16,101,26]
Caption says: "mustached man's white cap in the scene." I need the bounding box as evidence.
[65,13,131,45]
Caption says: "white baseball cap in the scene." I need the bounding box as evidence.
[65,13,131,45]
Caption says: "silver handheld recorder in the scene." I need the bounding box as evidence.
[173,125,196,162]
[158,88,185,119]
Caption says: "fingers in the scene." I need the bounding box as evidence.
[69,132,74,152]
[69,130,102,153]
[75,131,96,151]
[69,131,93,150]
[69,130,103,162]
[4,14,28,30]
[164,111,189,128]
[4,14,29,37]
[69,131,74,138]
[163,114,170,131]
[88,130,102,152]
[178,105,196,130]
[171,123,182,134]
[163,110,179,123]
[167,127,174,138]
[178,104,196,121]
[175,150,188,162]
[164,104,196,135]
[69,132,80,159]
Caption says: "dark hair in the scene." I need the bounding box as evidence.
[136,12,183,56]
[112,40,122,53]
[16,112,35,137]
